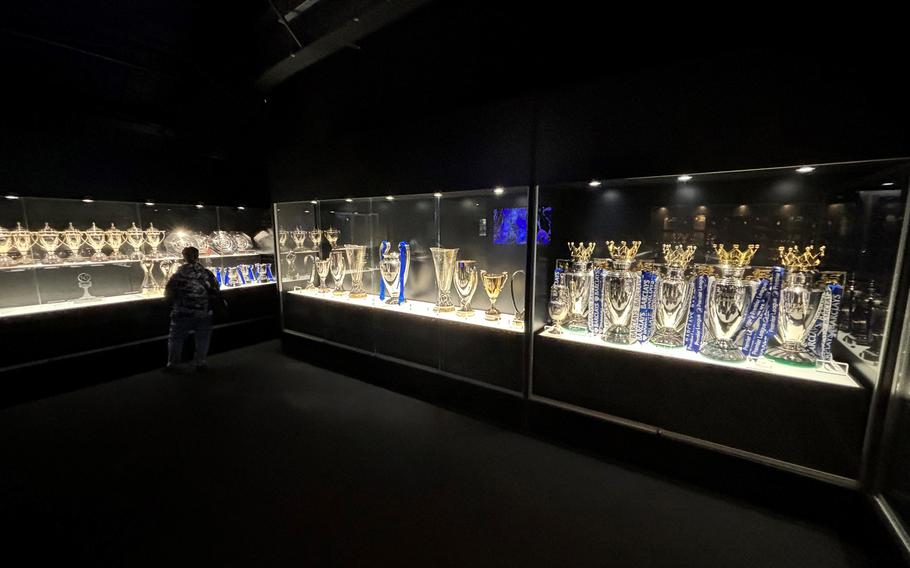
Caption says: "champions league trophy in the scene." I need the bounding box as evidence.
[379,241,411,305]
[765,245,827,366]
[602,240,642,344]
[430,247,459,312]
[83,222,108,262]
[35,223,63,264]
[453,259,479,316]
[700,244,759,362]
[651,245,697,348]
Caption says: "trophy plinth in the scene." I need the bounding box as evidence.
[650,327,685,348]
[699,338,745,362]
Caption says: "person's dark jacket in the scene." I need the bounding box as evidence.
[164,262,220,319]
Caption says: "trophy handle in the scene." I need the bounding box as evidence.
[379,240,390,300]
[399,241,410,302]
[510,270,525,314]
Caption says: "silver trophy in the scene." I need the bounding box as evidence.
[651,245,697,348]
[510,270,526,328]
[765,246,826,366]
[701,244,759,362]
[285,251,298,281]
[562,242,595,331]
[125,222,145,259]
[144,223,165,258]
[208,231,236,255]
[329,248,346,295]
[324,227,341,249]
[379,241,411,305]
[35,223,63,264]
[453,259,479,316]
[74,273,101,303]
[140,257,159,295]
[602,240,641,344]
[308,229,323,251]
[345,245,367,299]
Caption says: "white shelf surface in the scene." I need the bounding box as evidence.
[538,328,862,390]
[288,288,523,334]
[0,251,269,271]
[0,281,275,319]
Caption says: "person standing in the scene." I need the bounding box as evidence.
[164,246,223,372]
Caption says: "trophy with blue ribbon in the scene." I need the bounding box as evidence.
[379,240,411,305]
[700,244,759,362]
[563,242,595,332]
[765,245,826,367]
[602,240,641,344]
[651,245,696,348]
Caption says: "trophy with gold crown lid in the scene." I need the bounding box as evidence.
[602,240,642,344]
[765,245,826,366]
[651,244,697,348]
[700,244,759,362]
[562,242,595,331]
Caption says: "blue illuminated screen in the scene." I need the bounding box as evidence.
[493,207,552,245]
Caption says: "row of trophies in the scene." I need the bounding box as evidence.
[0,222,257,266]
[278,227,342,252]
[547,240,842,369]
[137,259,275,296]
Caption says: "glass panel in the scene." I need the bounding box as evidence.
[274,201,318,291]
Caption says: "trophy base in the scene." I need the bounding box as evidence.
[384,297,401,305]
[89,253,107,262]
[317,287,331,293]
[602,325,633,345]
[348,291,367,299]
[332,289,346,296]
[434,305,457,313]
[456,308,475,317]
[484,307,502,321]
[40,255,61,264]
[764,346,816,367]
[699,340,745,363]
[650,328,684,348]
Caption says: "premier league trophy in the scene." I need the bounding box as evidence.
[125,223,145,259]
[480,270,508,321]
[700,244,759,362]
[0,225,14,266]
[602,240,642,344]
[430,247,458,312]
[105,223,127,260]
[765,245,826,366]
[379,241,411,305]
[324,227,341,249]
[35,223,63,264]
[145,223,165,258]
[651,245,697,348]
[83,222,108,262]
[563,242,595,332]
[345,245,367,299]
[453,259,479,316]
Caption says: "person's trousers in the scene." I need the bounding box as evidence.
[168,315,213,367]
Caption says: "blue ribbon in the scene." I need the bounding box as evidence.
[266,264,274,282]
[222,268,231,287]
[398,241,408,305]
[808,283,842,360]
[587,268,606,334]
[247,265,257,283]
[638,271,657,342]
[684,274,709,352]
[747,266,784,358]
[237,266,247,285]
[213,267,221,286]
[554,266,564,286]
[740,278,771,356]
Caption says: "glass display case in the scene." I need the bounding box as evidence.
[0,197,276,319]
[531,159,909,479]
[276,188,533,393]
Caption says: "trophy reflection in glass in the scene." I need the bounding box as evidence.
[430,247,459,312]
[345,245,367,299]
[140,257,158,295]
[602,240,642,344]
[145,223,165,258]
[324,227,341,249]
[308,229,323,251]
[159,259,175,287]
[564,242,595,331]
[125,223,145,259]
[379,241,411,305]
[278,228,289,251]
[700,244,759,362]
[291,227,307,251]
[105,223,127,260]
[35,223,63,264]
[547,284,570,334]
[315,259,331,293]
[453,259,478,316]
[0,226,14,267]
[480,270,508,321]
[11,222,35,264]
[651,244,697,348]
[284,251,298,282]
[301,255,316,289]
[329,248,346,295]
[84,222,108,261]
[765,245,826,366]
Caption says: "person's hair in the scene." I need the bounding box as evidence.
[182,246,199,263]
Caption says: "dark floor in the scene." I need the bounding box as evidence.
[0,341,903,567]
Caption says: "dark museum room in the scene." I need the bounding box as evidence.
[2,1,910,566]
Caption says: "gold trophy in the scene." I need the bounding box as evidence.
[315,259,331,292]
[83,222,108,261]
[700,244,759,362]
[651,245,697,348]
[105,223,127,260]
[765,245,826,366]
[308,228,323,251]
[344,244,367,298]
[480,270,508,321]
[430,247,459,312]
[324,227,341,249]
[11,222,35,264]
[144,223,165,257]
[454,259,479,317]
[329,248,346,295]
[34,223,63,264]
[125,223,145,259]
[0,226,15,266]
[62,223,86,261]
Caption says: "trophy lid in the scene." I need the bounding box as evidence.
[568,242,596,262]
[606,240,641,262]
[713,244,758,267]
[662,244,696,268]
[778,245,825,271]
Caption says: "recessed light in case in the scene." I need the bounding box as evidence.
[493,187,505,195]
[386,196,394,201]
[195,204,204,209]
[677,175,693,182]
[310,200,318,204]
[433,192,443,198]
[883,182,895,187]
[5,194,19,200]
[588,180,602,187]
[145,201,155,206]
[796,166,815,174]
[345,199,353,203]
[237,206,245,210]
[82,198,94,203]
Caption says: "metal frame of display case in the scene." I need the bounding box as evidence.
[274,159,910,490]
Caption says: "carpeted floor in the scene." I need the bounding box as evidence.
[0,340,902,567]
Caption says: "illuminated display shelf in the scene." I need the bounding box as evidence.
[0,281,275,319]
[538,328,861,389]
[287,288,523,333]
[0,251,268,271]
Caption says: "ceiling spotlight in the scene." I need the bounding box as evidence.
[310,200,318,204]
[883,182,895,187]
[195,204,204,209]
[386,195,395,201]
[493,187,505,195]
[588,180,602,187]
[345,198,353,203]
[144,201,155,206]
[5,194,19,200]
[677,175,693,182]
[82,197,94,203]
[796,166,815,174]
[237,206,245,210]
[433,192,443,198]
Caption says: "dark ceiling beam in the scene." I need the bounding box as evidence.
[254,0,430,93]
